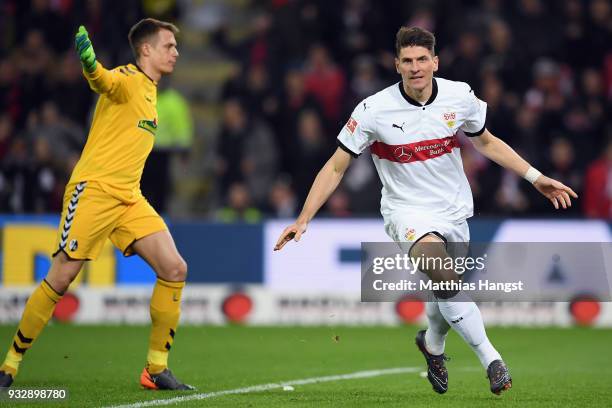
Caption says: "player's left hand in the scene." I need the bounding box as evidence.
[533,175,578,209]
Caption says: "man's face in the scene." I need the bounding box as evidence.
[143,29,178,75]
[395,46,438,92]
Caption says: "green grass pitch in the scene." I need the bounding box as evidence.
[0,325,611,407]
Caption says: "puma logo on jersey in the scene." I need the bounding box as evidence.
[145,96,153,102]
[392,122,406,132]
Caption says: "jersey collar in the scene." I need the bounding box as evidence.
[398,77,438,107]
[133,63,157,85]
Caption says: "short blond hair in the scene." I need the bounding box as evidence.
[128,18,179,59]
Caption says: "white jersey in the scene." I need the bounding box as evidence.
[337,77,487,222]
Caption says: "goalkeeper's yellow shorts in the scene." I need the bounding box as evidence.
[53,181,167,260]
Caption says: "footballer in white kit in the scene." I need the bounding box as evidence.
[336,76,483,247]
[274,26,577,396]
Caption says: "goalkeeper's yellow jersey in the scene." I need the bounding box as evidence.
[69,62,158,204]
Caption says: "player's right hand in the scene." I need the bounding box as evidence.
[75,25,97,73]
[274,222,308,251]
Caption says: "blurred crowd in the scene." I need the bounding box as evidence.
[1,0,611,219]
[0,0,151,212]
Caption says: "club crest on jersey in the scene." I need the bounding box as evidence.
[443,112,456,128]
[137,118,158,136]
[69,239,78,251]
[405,228,416,241]
[346,117,358,134]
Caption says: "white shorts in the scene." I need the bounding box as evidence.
[384,212,470,265]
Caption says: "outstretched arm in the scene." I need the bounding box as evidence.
[75,25,97,73]
[75,25,131,102]
[274,147,352,250]
[470,129,578,209]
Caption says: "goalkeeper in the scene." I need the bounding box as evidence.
[0,19,194,390]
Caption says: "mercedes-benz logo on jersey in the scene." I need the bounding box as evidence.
[393,146,412,162]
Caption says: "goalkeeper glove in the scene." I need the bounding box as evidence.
[75,25,97,73]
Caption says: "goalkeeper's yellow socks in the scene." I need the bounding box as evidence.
[1,280,62,377]
[146,278,184,375]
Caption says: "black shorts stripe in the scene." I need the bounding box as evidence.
[408,231,449,259]
[58,181,87,251]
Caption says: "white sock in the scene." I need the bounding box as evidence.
[424,301,450,355]
[437,298,502,368]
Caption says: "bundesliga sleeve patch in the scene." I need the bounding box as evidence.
[346,117,358,134]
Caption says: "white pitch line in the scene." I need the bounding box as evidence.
[105,367,420,408]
